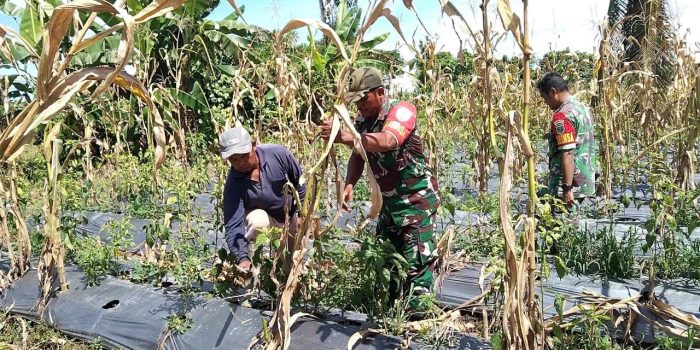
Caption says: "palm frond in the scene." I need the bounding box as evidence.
[607,0,676,86]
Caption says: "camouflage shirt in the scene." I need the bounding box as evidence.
[547,96,597,197]
[354,99,440,226]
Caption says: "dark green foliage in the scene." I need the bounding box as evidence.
[656,238,700,280]
[539,50,596,83]
[251,226,408,320]
[606,0,676,86]
[66,218,134,287]
[166,313,193,334]
[409,44,476,86]
[557,225,639,279]
[319,0,359,29]
[549,306,623,350]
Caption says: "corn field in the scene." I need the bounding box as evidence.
[1,0,699,349]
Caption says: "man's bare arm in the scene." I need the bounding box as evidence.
[337,131,397,153]
[561,150,574,188]
[345,152,365,187]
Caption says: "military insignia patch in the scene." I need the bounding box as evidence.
[395,106,412,122]
[386,121,407,136]
[554,120,565,134]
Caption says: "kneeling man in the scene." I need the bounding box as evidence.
[219,126,306,272]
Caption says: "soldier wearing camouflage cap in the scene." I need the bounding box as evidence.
[320,67,440,310]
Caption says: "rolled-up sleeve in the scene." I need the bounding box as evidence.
[222,169,249,263]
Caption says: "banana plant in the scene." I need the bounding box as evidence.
[308,0,393,73]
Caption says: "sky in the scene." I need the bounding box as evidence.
[206,0,700,60]
[1,0,699,60]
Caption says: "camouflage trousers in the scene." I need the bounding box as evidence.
[377,210,438,307]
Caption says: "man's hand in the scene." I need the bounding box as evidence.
[294,216,303,232]
[563,189,575,208]
[341,184,353,211]
[237,259,252,274]
[320,119,342,142]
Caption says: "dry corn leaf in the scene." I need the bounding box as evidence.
[0,24,39,58]
[495,0,532,55]
[0,102,38,162]
[289,312,315,325]
[1,68,166,169]
[649,299,700,328]
[334,104,382,219]
[2,80,90,163]
[91,11,134,97]
[378,8,417,55]
[439,0,483,55]
[508,110,534,157]
[279,19,349,64]
[37,0,128,100]
[361,0,389,33]
[37,10,75,100]
[358,1,418,55]
[347,328,383,350]
[133,0,187,24]
[69,24,120,55]
[301,114,340,185]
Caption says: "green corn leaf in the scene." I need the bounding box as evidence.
[20,1,41,47]
[554,256,567,279]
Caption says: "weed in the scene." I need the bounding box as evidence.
[89,337,103,350]
[655,327,697,349]
[556,225,639,279]
[130,261,167,285]
[166,313,193,334]
[352,179,371,202]
[168,224,210,294]
[549,305,624,350]
[452,226,503,260]
[380,297,412,336]
[417,326,461,349]
[66,218,133,286]
[0,312,92,349]
[70,236,117,286]
[655,238,700,280]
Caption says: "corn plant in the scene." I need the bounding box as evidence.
[0,0,185,310]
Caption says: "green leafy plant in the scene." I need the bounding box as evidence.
[655,327,697,349]
[550,305,622,350]
[67,218,133,286]
[556,225,639,279]
[166,313,193,334]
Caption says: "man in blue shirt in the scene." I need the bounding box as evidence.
[219,126,306,272]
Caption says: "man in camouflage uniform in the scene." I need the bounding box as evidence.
[537,72,597,206]
[320,67,440,308]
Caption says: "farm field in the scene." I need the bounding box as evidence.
[1,0,699,349]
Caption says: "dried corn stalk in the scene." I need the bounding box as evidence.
[496,0,541,348]
[0,0,184,309]
[499,111,540,350]
[258,2,409,347]
[676,71,699,191]
[37,123,66,314]
[545,291,700,343]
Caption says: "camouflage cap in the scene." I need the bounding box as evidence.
[344,67,384,103]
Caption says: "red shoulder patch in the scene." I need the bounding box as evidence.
[551,112,576,147]
[384,102,417,146]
